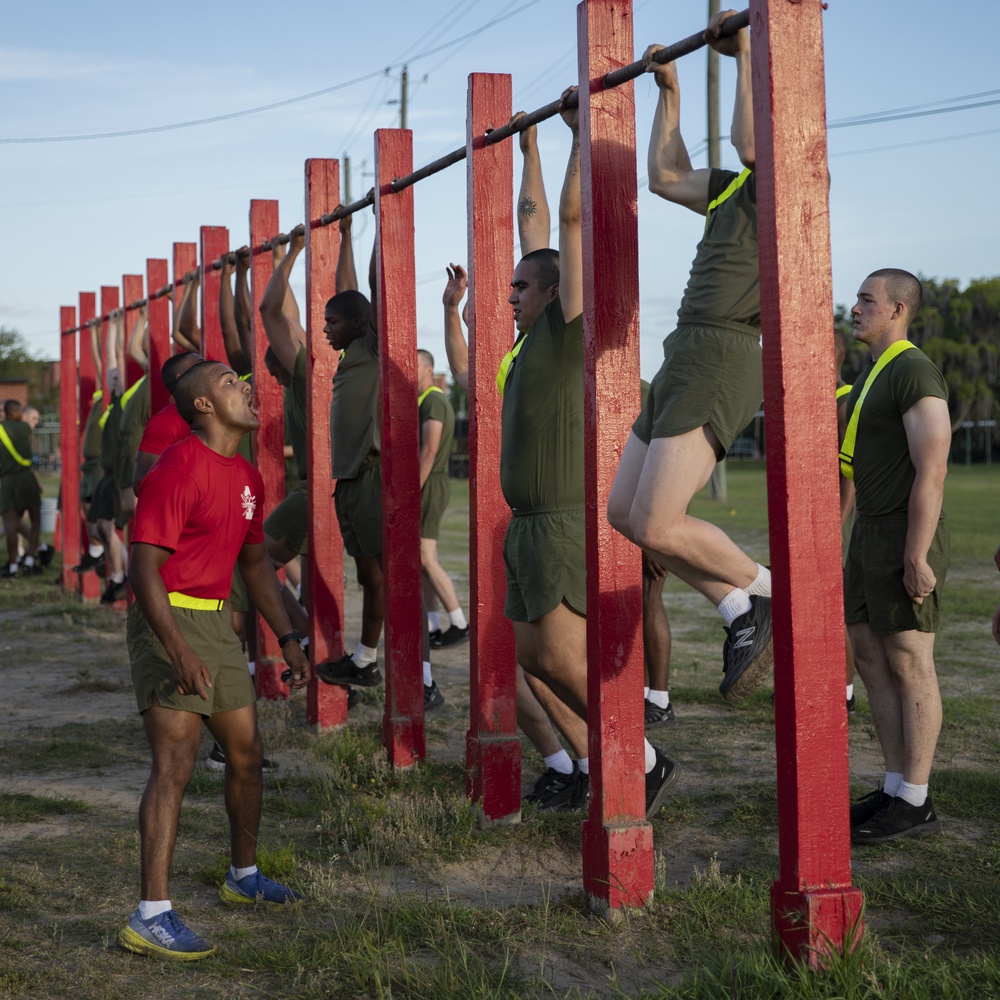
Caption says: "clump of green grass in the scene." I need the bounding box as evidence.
[0,793,90,823]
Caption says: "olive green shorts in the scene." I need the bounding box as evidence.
[264,480,309,555]
[503,505,586,622]
[229,564,249,614]
[334,458,382,559]
[632,322,763,456]
[420,473,451,540]
[0,470,41,517]
[127,602,254,717]
[844,516,950,635]
[80,458,101,503]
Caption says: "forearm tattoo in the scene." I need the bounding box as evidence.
[518,197,538,218]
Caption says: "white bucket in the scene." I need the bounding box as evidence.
[41,497,58,534]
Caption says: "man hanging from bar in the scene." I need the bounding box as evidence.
[608,9,773,703]
[495,89,679,817]
[115,305,150,522]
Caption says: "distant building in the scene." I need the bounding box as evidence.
[0,378,30,407]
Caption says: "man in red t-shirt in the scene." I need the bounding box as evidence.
[119,360,310,962]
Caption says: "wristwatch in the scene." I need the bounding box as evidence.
[277,630,303,648]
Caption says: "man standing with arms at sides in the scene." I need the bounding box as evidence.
[416,348,468,653]
[607,11,773,704]
[843,269,951,844]
[0,400,42,578]
[120,360,309,960]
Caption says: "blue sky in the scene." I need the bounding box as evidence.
[3,0,998,381]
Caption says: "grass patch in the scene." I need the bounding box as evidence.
[0,793,90,823]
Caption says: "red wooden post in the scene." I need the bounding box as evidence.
[249,199,287,699]
[304,159,348,729]
[577,0,651,913]
[147,259,170,413]
[200,226,230,364]
[374,129,425,767]
[464,73,521,824]
[172,243,198,357]
[749,0,864,964]
[122,274,144,387]
[78,291,100,601]
[60,306,80,590]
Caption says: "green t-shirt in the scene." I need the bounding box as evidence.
[114,376,151,488]
[285,346,308,482]
[500,299,584,512]
[81,392,105,459]
[99,391,123,473]
[678,168,760,330]
[845,346,948,519]
[331,326,379,480]
[419,386,455,479]
[0,419,32,477]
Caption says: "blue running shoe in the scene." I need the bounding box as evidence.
[219,869,302,906]
[119,908,216,960]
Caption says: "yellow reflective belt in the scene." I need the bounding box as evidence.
[838,341,916,481]
[496,335,527,397]
[417,385,444,407]
[705,167,752,229]
[120,374,147,409]
[168,592,225,611]
[0,425,31,467]
[835,383,853,401]
[92,389,104,404]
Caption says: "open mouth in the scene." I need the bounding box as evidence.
[247,394,258,416]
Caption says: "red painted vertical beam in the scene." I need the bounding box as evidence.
[304,159,348,729]
[749,0,864,965]
[172,243,198,352]
[78,292,100,601]
[249,199,287,699]
[577,0,651,913]
[147,260,170,413]
[464,74,520,824]
[122,274,144,387]
[374,129,425,767]
[60,306,80,590]
[200,227,230,364]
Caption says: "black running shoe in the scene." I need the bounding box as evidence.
[36,544,54,568]
[525,764,581,810]
[851,795,941,844]
[644,699,676,727]
[430,624,470,648]
[2,566,18,580]
[720,596,773,703]
[73,550,105,574]
[100,578,128,604]
[428,629,442,646]
[645,747,681,819]
[346,687,362,710]
[424,681,445,711]
[18,557,44,575]
[315,653,382,688]
[205,741,278,774]
[849,787,891,827]
[846,694,857,714]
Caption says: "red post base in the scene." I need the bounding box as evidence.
[466,732,521,827]
[308,680,348,730]
[770,882,865,968]
[582,818,654,915]
[384,714,423,770]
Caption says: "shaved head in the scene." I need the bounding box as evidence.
[868,268,923,322]
[162,352,204,396]
[173,361,226,423]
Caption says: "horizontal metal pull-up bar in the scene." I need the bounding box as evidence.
[65,8,748,334]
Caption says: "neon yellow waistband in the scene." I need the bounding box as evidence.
[168,592,225,611]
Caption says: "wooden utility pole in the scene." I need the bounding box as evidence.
[400,66,409,129]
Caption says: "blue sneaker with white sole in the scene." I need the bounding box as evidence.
[219,869,302,906]
[119,908,217,960]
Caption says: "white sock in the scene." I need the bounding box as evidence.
[647,689,670,709]
[89,543,104,558]
[543,749,574,775]
[644,739,657,773]
[897,781,928,807]
[448,608,468,630]
[884,771,904,797]
[38,543,51,552]
[428,611,440,632]
[717,588,752,626]
[353,642,378,666]
[247,659,256,677]
[110,572,125,584]
[746,563,771,597]
[422,661,433,686]
[137,899,172,920]
[644,686,649,699]
[23,555,34,568]
[846,683,854,701]
[578,757,589,775]
[9,563,18,574]
[230,864,258,881]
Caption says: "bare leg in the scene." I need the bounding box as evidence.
[849,622,905,774]
[642,551,671,691]
[138,703,203,900]
[844,626,856,686]
[205,705,264,868]
[355,554,384,648]
[420,537,461,614]
[523,670,588,760]
[883,630,942,785]
[512,602,588,722]
[3,510,18,565]
[515,663,563,758]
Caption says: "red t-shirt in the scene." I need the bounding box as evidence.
[131,435,265,599]
[138,399,190,457]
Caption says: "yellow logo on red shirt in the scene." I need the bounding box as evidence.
[240,485,256,521]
